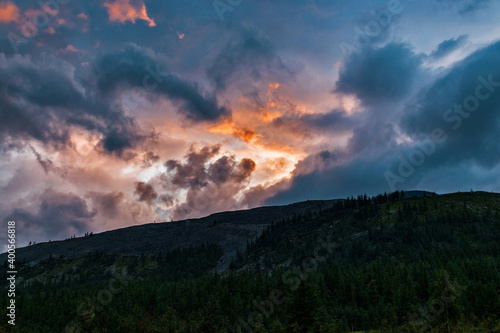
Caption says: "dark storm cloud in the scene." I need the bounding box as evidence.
[163,144,255,195]
[165,144,221,189]
[205,155,256,185]
[335,42,423,103]
[98,117,146,157]
[92,44,230,122]
[265,141,499,207]
[402,40,500,168]
[429,35,468,59]
[0,54,147,156]
[266,40,500,204]
[346,122,398,155]
[161,145,256,219]
[2,189,96,241]
[272,109,357,135]
[134,181,158,205]
[207,155,234,185]
[265,150,397,205]
[262,42,420,204]
[301,110,356,131]
[206,29,293,91]
[0,56,78,147]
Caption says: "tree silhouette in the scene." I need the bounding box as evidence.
[287,282,322,332]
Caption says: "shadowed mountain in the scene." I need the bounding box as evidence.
[1,199,337,272]
[404,190,438,198]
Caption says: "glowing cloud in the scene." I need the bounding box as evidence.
[0,1,19,23]
[103,0,156,27]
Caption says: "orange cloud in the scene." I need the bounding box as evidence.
[103,0,156,27]
[233,127,255,142]
[0,1,19,23]
[208,120,256,143]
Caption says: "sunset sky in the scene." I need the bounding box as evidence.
[1,0,500,246]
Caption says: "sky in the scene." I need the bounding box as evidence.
[1,0,500,246]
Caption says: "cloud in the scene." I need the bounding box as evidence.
[98,118,148,157]
[206,29,293,91]
[429,35,468,59]
[30,146,56,174]
[434,0,491,14]
[266,40,500,205]
[335,42,423,103]
[87,191,124,218]
[0,54,81,147]
[0,53,149,156]
[160,144,256,219]
[134,181,158,204]
[456,0,490,14]
[233,127,256,142]
[265,151,390,205]
[458,0,490,13]
[271,109,356,138]
[140,151,160,167]
[164,144,221,189]
[103,0,156,27]
[92,44,230,122]
[240,179,291,209]
[159,194,174,207]
[2,189,96,242]
[0,1,19,23]
[86,190,155,227]
[402,40,500,169]
[77,12,88,20]
[60,44,82,53]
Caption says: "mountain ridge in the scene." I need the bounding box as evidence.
[1,198,339,271]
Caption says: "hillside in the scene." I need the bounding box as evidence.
[1,191,499,332]
[1,199,337,272]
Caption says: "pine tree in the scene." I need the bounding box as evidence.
[430,269,462,333]
[286,282,322,332]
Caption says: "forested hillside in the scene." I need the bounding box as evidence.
[1,191,499,332]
